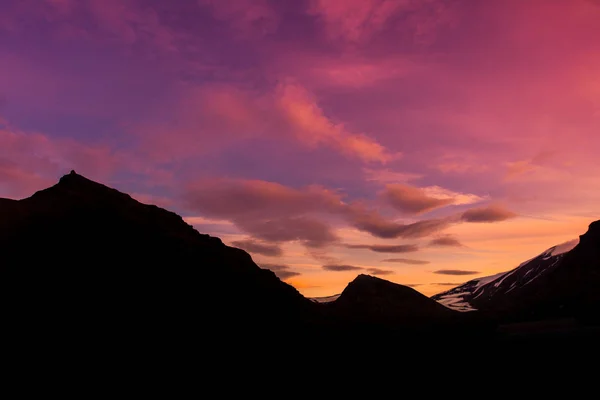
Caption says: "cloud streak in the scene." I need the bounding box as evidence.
[345,243,419,253]
[383,183,454,214]
[184,177,460,249]
[461,205,518,223]
[380,258,430,265]
[366,267,394,276]
[276,82,395,163]
[323,264,363,272]
[433,270,480,276]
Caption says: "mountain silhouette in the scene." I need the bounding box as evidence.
[1,171,317,356]
[331,274,455,322]
[433,224,600,325]
[3,171,598,363]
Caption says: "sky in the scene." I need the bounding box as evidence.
[1,0,599,297]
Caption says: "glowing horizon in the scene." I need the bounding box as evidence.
[1,0,599,297]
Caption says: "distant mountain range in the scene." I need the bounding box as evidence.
[2,171,599,356]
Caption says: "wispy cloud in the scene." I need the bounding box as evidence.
[366,267,394,276]
[276,82,396,163]
[380,258,430,265]
[323,264,363,271]
[383,183,485,215]
[461,205,518,223]
[429,235,463,247]
[433,270,480,276]
[345,243,419,253]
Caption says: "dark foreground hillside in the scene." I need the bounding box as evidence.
[1,172,598,370]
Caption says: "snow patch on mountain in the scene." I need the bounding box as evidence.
[436,292,476,312]
[309,294,340,303]
[432,237,580,312]
[549,238,579,256]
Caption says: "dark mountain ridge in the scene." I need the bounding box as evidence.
[1,172,474,345]
[432,222,600,325]
[3,171,598,360]
[1,171,317,350]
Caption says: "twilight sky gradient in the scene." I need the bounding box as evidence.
[1,0,599,297]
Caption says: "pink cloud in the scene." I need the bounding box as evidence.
[183,177,460,247]
[183,178,344,247]
[183,178,344,220]
[383,183,454,214]
[349,210,454,239]
[140,81,396,163]
[240,216,338,248]
[0,160,53,200]
[363,168,422,184]
[0,117,158,199]
[0,124,115,197]
[276,82,395,163]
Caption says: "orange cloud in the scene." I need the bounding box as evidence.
[276,82,395,163]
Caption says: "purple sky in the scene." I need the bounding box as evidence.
[1,0,599,296]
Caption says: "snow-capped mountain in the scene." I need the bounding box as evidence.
[309,294,341,303]
[432,238,580,313]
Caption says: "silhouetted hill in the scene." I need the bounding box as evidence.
[3,172,598,364]
[332,274,455,322]
[321,274,496,340]
[1,171,316,353]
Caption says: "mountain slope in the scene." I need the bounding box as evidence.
[432,226,600,323]
[322,274,480,335]
[0,171,316,343]
[432,239,578,312]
